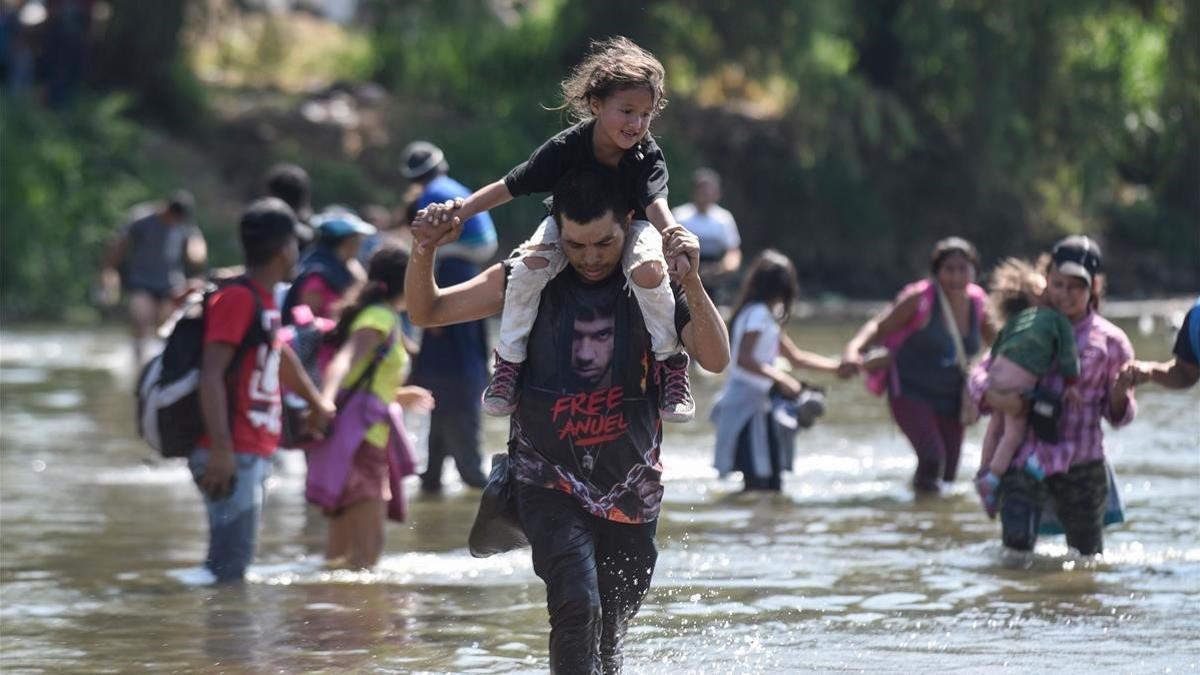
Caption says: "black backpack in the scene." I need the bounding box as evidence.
[136,277,267,457]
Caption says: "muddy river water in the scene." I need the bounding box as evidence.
[1,317,1197,673]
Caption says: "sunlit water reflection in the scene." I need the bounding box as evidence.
[2,319,1197,672]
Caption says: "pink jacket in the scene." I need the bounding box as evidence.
[305,390,418,522]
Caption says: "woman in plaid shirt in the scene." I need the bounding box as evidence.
[969,236,1137,555]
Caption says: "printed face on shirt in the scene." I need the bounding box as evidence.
[590,86,656,154]
[1046,266,1091,320]
[559,210,629,283]
[571,310,616,390]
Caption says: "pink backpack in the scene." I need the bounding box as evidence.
[279,304,337,448]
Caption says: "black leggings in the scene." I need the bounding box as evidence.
[733,412,782,491]
[421,408,487,490]
[516,484,658,675]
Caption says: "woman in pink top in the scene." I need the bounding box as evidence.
[970,236,1137,555]
[841,238,995,493]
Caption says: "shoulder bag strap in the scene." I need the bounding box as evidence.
[201,277,268,380]
[937,283,981,425]
[209,276,269,423]
[228,277,268,367]
[343,324,398,395]
[935,283,970,376]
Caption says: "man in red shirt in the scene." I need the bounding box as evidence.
[190,197,334,583]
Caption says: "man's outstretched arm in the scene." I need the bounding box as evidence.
[404,233,507,328]
[1125,358,1200,390]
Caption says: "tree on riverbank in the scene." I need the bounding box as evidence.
[1,0,1195,320]
[369,0,1198,296]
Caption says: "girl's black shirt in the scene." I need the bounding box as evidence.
[504,120,669,221]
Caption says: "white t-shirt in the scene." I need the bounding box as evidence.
[727,302,781,391]
[672,202,741,262]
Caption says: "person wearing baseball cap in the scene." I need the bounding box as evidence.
[975,233,1138,558]
[239,196,304,253]
[313,207,377,240]
[192,196,332,583]
[1051,235,1103,287]
[400,140,497,493]
[281,206,376,324]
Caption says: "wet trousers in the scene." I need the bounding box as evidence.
[421,407,487,490]
[516,484,658,674]
[999,459,1109,555]
[188,449,272,582]
[734,411,782,491]
[888,394,964,491]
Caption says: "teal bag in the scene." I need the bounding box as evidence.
[1038,461,1126,535]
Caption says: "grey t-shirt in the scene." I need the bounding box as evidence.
[123,212,196,296]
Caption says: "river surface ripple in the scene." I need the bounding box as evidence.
[1,319,1197,673]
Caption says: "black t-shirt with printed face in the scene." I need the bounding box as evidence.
[508,264,690,524]
[503,120,669,221]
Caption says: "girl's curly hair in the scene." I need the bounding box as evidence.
[554,36,667,122]
[989,257,1040,324]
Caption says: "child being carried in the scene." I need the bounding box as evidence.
[413,36,695,422]
[975,258,1080,518]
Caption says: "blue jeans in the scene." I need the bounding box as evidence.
[188,449,272,582]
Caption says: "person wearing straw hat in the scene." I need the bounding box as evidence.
[400,141,497,492]
[399,141,498,265]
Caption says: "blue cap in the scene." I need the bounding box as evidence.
[313,207,376,239]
